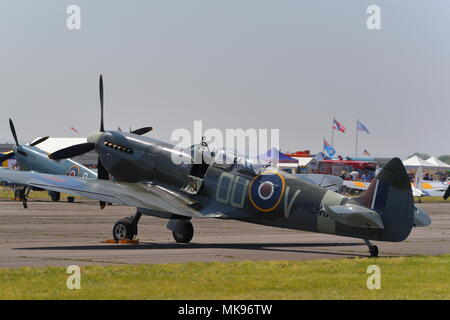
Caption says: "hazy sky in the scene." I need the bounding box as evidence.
[1,1,449,158]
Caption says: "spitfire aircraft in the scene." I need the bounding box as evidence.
[0,76,432,257]
[0,119,97,207]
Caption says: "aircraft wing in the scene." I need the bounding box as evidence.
[343,180,370,191]
[418,181,447,196]
[0,169,204,218]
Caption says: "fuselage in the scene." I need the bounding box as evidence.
[14,144,97,178]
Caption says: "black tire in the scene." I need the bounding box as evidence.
[113,218,137,241]
[369,245,379,257]
[172,221,194,243]
[49,191,60,202]
[14,189,20,200]
[67,196,75,203]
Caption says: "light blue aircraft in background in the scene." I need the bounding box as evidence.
[0,119,97,207]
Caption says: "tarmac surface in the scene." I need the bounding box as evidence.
[0,200,449,268]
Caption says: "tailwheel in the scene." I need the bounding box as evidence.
[369,245,379,257]
[67,196,75,203]
[113,217,138,241]
[364,239,379,257]
[172,221,194,243]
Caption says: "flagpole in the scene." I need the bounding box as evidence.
[331,117,335,146]
[355,120,359,157]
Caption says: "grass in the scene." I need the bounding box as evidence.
[414,196,449,203]
[0,188,80,201]
[0,255,449,299]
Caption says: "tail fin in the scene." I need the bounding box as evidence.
[355,157,414,241]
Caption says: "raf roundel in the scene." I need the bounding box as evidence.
[67,166,80,177]
[248,171,286,212]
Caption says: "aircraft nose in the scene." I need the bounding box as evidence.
[87,132,104,145]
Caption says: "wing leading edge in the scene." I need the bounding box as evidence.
[0,169,203,218]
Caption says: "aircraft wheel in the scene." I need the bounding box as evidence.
[113,218,137,241]
[49,191,61,202]
[67,196,75,203]
[172,221,194,243]
[369,245,379,257]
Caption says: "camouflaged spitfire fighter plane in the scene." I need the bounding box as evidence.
[0,76,431,257]
[0,119,97,206]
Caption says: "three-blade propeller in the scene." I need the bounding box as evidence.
[0,119,49,163]
[47,75,153,208]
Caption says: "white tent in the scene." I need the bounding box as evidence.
[426,156,450,170]
[402,155,434,169]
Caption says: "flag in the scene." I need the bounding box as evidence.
[323,138,336,158]
[333,118,346,133]
[70,126,79,134]
[357,120,370,134]
[363,149,370,156]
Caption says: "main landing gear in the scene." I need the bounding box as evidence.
[364,239,379,257]
[170,220,194,243]
[113,211,141,241]
[48,191,61,202]
[14,188,29,209]
[111,211,195,244]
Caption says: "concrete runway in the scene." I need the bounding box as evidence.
[0,200,449,268]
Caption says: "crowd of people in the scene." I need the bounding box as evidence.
[339,167,449,183]
[339,168,377,182]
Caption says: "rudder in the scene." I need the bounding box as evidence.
[355,157,414,242]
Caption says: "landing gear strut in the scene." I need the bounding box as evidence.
[112,211,142,241]
[15,188,28,209]
[364,239,379,257]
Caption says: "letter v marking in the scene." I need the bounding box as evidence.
[284,186,301,218]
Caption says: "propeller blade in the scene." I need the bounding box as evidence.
[444,185,450,200]
[0,152,14,163]
[130,127,153,136]
[97,157,109,209]
[99,75,104,132]
[48,142,95,160]
[30,136,50,147]
[9,119,19,146]
[97,158,109,180]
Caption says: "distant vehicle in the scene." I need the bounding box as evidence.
[314,159,377,177]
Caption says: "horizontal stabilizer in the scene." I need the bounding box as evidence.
[327,204,384,229]
[413,206,432,227]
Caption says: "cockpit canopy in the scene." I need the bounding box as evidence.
[212,149,261,176]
